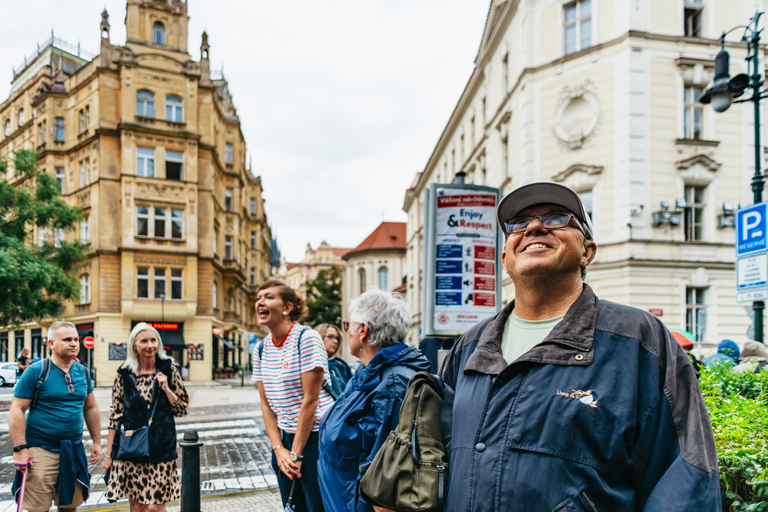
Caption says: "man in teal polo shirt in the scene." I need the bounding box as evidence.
[9,321,102,512]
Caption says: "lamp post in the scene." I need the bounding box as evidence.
[701,11,766,342]
[160,292,166,346]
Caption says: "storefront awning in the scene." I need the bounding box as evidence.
[221,339,236,351]
[160,329,186,350]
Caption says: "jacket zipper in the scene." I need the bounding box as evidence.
[581,491,597,512]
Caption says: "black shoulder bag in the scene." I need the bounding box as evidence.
[116,378,159,461]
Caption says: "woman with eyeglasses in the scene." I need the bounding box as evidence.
[253,280,334,512]
[103,322,189,511]
[314,323,352,398]
[317,289,430,512]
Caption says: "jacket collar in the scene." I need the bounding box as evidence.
[464,284,598,376]
[118,355,173,376]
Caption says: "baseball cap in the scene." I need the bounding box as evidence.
[496,181,594,239]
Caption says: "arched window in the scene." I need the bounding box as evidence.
[80,274,91,304]
[18,108,24,126]
[358,268,366,295]
[213,281,218,309]
[136,90,155,118]
[165,95,183,122]
[153,22,166,45]
[4,119,10,136]
[378,266,389,291]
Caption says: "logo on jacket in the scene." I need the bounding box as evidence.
[556,389,598,408]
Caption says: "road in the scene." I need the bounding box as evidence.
[0,380,284,511]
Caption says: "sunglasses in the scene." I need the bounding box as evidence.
[64,372,75,394]
[504,212,585,235]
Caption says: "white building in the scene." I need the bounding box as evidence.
[403,0,766,352]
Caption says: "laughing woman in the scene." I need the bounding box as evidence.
[253,280,334,512]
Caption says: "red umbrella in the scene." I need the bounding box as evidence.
[669,328,695,348]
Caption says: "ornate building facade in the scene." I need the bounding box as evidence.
[0,0,273,382]
[404,0,762,352]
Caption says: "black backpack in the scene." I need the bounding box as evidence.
[30,358,52,409]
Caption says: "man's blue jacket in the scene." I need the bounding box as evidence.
[440,284,721,511]
[318,343,431,512]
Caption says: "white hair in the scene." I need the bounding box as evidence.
[349,289,410,348]
[47,321,77,342]
[121,322,174,375]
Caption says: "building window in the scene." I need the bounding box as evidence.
[502,53,509,94]
[136,206,150,237]
[684,185,706,241]
[686,287,707,342]
[358,268,366,295]
[38,227,47,247]
[213,228,218,254]
[564,0,592,55]
[55,167,65,194]
[165,95,183,122]
[213,281,218,309]
[225,236,233,260]
[85,105,90,130]
[55,117,65,141]
[378,267,389,291]
[80,216,90,244]
[37,123,44,145]
[79,158,90,187]
[79,274,91,304]
[684,0,703,37]
[225,143,233,165]
[4,119,9,137]
[79,109,85,133]
[579,189,594,222]
[250,268,256,286]
[54,228,65,249]
[171,268,183,300]
[154,207,167,239]
[171,209,184,240]
[137,266,150,299]
[18,109,24,126]
[683,86,703,140]
[136,146,155,177]
[0,332,7,362]
[225,188,233,212]
[166,150,183,180]
[250,231,256,249]
[153,22,166,45]
[136,90,155,118]
[250,197,256,215]
[154,268,166,299]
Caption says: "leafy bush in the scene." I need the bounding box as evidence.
[700,363,768,511]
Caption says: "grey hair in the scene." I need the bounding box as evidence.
[121,322,174,375]
[47,321,77,342]
[349,289,410,349]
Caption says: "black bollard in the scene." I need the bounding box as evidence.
[180,428,204,512]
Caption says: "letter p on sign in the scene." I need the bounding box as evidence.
[743,212,762,241]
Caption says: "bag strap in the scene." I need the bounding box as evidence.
[148,378,160,425]
[30,358,52,410]
[295,327,338,400]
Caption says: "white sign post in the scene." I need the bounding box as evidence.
[423,184,502,336]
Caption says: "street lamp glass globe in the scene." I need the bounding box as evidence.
[711,91,733,113]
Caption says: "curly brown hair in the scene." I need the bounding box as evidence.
[257,280,307,322]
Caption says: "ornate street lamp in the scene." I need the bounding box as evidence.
[701,11,766,342]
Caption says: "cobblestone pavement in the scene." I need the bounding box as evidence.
[0,382,284,511]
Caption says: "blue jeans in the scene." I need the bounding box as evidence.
[271,431,324,512]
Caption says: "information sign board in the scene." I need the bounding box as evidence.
[736,253,768,303]
[423,184,502,335]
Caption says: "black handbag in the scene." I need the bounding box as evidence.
[116,380,159,461]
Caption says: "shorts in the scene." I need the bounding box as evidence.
[20,447,85,511]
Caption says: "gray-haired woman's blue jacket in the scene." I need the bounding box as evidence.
[317,342,430,512]
[440,284,721,511]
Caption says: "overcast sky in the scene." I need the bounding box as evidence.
[0,1,489,262]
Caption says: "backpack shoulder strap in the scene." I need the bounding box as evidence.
[30,358,52,409]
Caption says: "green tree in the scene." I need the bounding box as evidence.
[304,266,342,328]
[0,149,86,326]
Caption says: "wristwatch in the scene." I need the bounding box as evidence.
[13,444,29,452]
[289,451,304,462]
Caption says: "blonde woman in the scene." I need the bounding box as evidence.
[103,323,189,511]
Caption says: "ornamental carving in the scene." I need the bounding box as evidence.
[135,257,186,265]
[77,190,90,206]
[554,81,601,150]
[135,182,186,203]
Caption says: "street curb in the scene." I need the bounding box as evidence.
[82,487,279,511]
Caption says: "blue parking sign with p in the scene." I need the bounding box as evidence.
[737,203,768,257]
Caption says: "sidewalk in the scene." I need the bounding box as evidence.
[82,489,284,512]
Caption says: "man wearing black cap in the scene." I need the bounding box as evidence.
[440,182,720,511]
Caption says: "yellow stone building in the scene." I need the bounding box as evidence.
[0,0,273,383]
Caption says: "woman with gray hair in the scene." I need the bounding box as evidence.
[317,289,430,512]
[103,322,189,511]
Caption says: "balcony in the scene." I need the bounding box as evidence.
[223,311,240,324]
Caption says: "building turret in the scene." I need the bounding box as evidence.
[200,30,211,86]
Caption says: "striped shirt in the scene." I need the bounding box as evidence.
[252,324,334,432]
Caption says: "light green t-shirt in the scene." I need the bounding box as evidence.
[501,310,565,363]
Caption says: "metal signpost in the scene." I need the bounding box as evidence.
[83,336,95,385]
[735,203,768,342]
[422,181,502,337]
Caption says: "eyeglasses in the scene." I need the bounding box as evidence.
[324,334,341,341]
[64,372,75,394]
[504,212,585,235]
